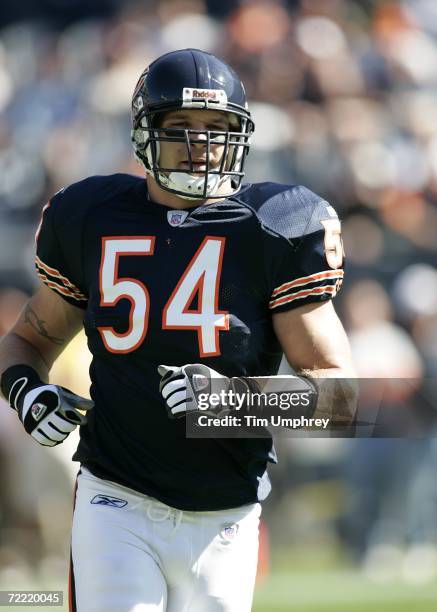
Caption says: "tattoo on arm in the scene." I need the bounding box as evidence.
[24,305,65,346]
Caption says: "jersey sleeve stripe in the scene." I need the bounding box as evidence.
[269,284,338,309]
[36,272,87,302]
[36,255,79,289]
[36,256,86,297]
[36,269,86,299]
[271,269,344,298]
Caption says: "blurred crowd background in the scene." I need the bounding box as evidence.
[1,0,437,609]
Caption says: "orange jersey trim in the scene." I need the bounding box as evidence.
[36,272,87,301]
[271,269,344,298]
[269,284,337,309]
[35,255,84,294]
[35,256,86,300]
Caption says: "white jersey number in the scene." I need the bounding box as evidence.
[98,237,155,354]
[321,219,344,269]
[98,236,228,356]
[163,236,228,357]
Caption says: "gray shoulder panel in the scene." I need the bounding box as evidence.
[253,184,333,240]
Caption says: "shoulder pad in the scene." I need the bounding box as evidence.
[50,173,143,223]
[237,182,337,240]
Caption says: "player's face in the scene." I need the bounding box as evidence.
[158,109,233,176]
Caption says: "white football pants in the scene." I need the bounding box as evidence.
[70,467,261,612]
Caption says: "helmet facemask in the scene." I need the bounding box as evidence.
[132,109,253,200]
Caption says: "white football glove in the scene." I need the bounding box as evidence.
[18,384,93,447]
[158,364,232,418]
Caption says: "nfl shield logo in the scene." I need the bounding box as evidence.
[167,210,188,227]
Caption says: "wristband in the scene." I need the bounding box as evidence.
[0,364,42,412]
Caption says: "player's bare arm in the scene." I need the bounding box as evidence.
[0,284,84,378]
[0,284,92,447]
[273,300,357,424]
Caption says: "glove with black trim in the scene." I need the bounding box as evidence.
[1,365,93,447]
[158,363,258,419]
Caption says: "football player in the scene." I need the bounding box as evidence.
[0,49,356,611]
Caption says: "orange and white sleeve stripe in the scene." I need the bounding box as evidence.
[35,256,87,303]
[269,269,344,310]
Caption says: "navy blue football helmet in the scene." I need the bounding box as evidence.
[131,49,255,200]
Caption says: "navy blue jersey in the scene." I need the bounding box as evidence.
[35,174,344,510]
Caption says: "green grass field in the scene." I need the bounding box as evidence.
[255,606,437,612]
[253,569,437,612]
[2,567,437,611]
